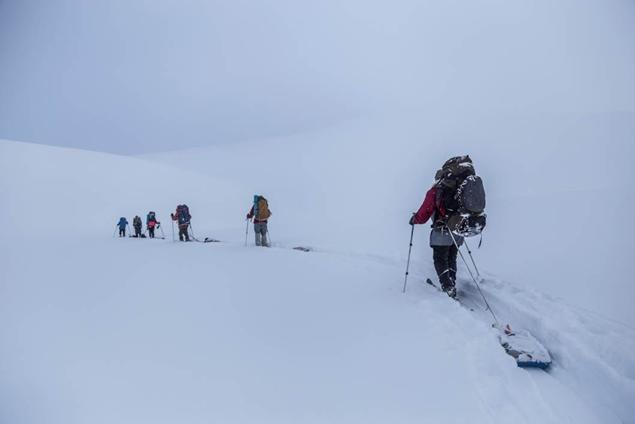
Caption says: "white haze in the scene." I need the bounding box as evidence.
[0,0,634,153]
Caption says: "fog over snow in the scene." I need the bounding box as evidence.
[1,0,634,153]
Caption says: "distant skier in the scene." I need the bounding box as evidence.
[146,211,160,238]
[410,156,484,298]
[131,215,143,238]
[171,204,191,241]
[117,217,128,237]
[246,195,272,247]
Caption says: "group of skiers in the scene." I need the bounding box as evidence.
[116,206,191,241]
[114,155,485,296]
[115,196,272,246]
[116,211,162,238]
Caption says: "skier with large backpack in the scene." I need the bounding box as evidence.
[171,204,191,242]
[246,195,272,247]
[410,155,486,298]
[132,215,143,238]
[116,217,128,237]
[146,211,160,238]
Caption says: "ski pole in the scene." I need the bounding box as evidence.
[244,219,250,246]
[188,223,199,242]
[402,217,415,293]
[447,227,498,325]
[171,220,175,242]
[112,226,117,238]
[463,239,481,280]
[159,224,165,238]
[266,229,272,246]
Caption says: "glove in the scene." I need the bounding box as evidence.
[409,215,416,226]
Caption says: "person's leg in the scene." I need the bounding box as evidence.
[448,244,458,284]
[179,226,184,241]
[433,246,453,291]
[254,223,262,246]
[119,228,124,237]
[183,225,190,241]
[261,223,269,247]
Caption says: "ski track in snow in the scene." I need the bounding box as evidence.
[1,139,634,423]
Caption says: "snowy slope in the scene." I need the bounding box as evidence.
[1,138,634,423]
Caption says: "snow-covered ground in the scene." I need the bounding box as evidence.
[1,134,634,423]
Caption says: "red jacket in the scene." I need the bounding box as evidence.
[412,186,446,225]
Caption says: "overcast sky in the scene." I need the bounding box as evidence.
[1,0,634,154]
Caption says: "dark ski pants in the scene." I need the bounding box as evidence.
[179,225,190,241]
[119,228,126,237]
[433,245,458,290]
[148,227,155,238]
[134,226,142,237]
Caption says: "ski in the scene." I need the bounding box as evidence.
[186,237,221,243]
[293,246,312,252]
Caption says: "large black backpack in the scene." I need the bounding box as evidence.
[437,156,487,237]
[177,204,191,225]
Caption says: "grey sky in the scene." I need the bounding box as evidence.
[1,0,634,154]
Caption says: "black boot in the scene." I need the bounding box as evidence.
[439,270,456,299]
